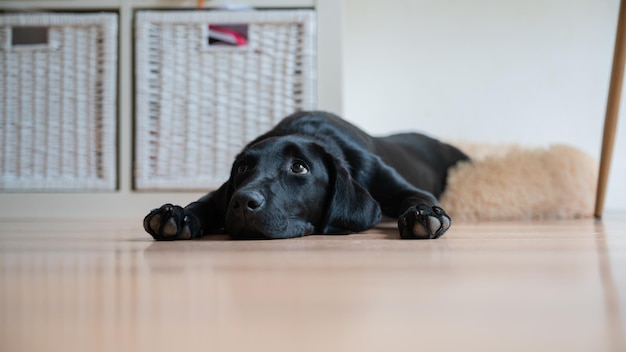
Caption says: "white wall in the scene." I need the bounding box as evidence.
[343,0,626,212]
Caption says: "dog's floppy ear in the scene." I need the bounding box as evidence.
[321,153,382,234]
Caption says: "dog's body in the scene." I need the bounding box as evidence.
[144,111,469,240]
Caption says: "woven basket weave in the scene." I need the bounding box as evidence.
[0,13,118,191]
[134,10,317,190]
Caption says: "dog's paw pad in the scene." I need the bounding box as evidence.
[424,216,441,234]
[148,213,162,233]
[179,217,193,240]
[162,217,178,237]
[440,214,451,232]
[398,205,451,239]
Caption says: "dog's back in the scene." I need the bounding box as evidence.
[259,111,469,198]
[374,133,469,197]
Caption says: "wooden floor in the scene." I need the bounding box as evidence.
[1,215,625,352]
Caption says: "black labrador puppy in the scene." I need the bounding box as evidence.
[144,111,469,240]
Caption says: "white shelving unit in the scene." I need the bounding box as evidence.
[0,0,343,219]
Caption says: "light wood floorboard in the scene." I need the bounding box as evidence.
[1,215,625,352]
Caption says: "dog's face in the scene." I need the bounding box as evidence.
[225,135,381,239]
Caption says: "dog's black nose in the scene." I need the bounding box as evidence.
[231,191,265,213]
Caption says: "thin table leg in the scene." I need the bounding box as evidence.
[595,0,626,218]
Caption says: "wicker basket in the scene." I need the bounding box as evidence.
[134,10,317,190]
[0,13,118,191]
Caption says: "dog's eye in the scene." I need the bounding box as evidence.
[237,164,248,174]
[290,161,309,174]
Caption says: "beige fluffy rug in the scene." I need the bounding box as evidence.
[439,143,598,221]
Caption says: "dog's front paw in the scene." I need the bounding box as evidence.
[143,204,202,241]
[398,204,450,239]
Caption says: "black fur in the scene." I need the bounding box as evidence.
[144,111,469,240]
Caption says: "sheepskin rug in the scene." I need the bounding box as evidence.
[439,143,598,221]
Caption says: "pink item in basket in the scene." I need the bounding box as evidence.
[208,25,247,46]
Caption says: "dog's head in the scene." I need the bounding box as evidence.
[224,135,381,239]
